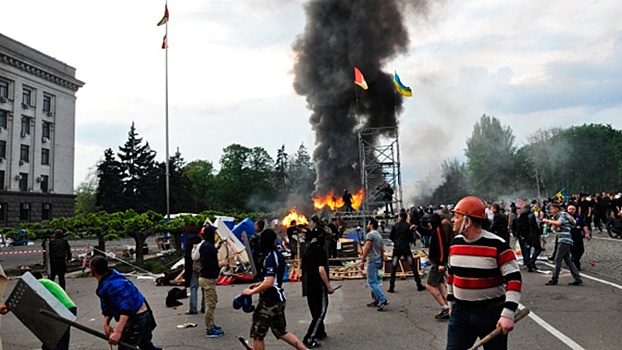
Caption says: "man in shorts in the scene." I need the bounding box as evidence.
[425,213,452,320]
[241,229,307,350]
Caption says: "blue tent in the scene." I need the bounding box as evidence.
[231,218,256,243]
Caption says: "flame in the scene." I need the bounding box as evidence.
[313,189,364,211]
[281,208,309,227]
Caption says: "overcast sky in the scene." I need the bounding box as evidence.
[3,0,622,200]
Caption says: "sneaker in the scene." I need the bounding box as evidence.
[366,301,379,307]
[387,288,395,293]
[377,300,389,311]
[185,311,197,315]
[568,280,583,286]
[417,285,426,291]
[545,280,558,286]
[205,327,224,338]
[435,308,450,320]
[304,339,321,348]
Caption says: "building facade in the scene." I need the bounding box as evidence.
[0,33,84,227]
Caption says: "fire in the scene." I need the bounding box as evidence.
[281,208,309,227]
[313,189,364,211]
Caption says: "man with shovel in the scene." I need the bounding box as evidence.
[446,196,522,350]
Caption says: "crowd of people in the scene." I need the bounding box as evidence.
[2,190,620,349]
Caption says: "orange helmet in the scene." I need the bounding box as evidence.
[453,196,486,219]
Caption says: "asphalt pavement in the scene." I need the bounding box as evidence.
[1,233,621,349]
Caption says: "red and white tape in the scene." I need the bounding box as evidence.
[0,248,84,256]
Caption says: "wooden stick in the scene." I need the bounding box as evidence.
[468,308,530,350]
[39,309,140,350]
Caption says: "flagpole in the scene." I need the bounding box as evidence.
[164,1,170,221]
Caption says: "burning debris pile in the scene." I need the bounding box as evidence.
[293,0,430,205]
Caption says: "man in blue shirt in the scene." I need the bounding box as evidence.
[90,256,161,349]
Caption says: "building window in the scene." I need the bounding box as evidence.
[20,144,29,162]
[42,121,51,139]
[0,80,8,98]
[40,175,49,193]
[0,202,7,222]
[22,88,32,107]
[0,170,4,190]
[19,173,28,191]
[19,203,30,221]
[42,203,51,220]
[43,95,51,112]
[21,116,30,135]
[0,140,6,158]
[42,148,50,165]
[0,110,7,129]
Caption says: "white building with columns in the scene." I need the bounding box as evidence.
[0,33,84,226]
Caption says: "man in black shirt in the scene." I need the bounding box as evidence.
[302,227,336,348]
[48,229,72,290]
[198,226,227,337]
[326,218,340,259]
[286,220,300,259]
[490,203,510,242]
[342,189,354,213]
[388,212,425,293]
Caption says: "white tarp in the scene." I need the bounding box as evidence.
[212,217,249,264]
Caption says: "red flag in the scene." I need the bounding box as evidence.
[161,34,167,49]
[354,67,368,90]
[157,5,169,26]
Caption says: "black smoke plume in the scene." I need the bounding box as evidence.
[293,0,429,195]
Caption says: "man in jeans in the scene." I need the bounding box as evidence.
[360,218,388,310]
[198,226,227,338]
[543,203,583,286]
[188,235,204,314]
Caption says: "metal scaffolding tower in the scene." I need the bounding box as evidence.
[358,126,403,223]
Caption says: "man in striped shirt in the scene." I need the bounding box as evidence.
[446,196,522,350]
[542,203,583,286]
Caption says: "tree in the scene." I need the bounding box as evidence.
[156,149,197,214]
[430,158,469,205]
[75,172,99,215]
[215,144,276,212]
[522,127,566,198]
[465,115,518,199]
[274,145,289,204]
[96,148,124,212]
[117,123,158,212]
[248,146,277,207]
[288,143,316,202]
[119,209,163,265]
[554,124,622,193]
[185,160,218,210]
